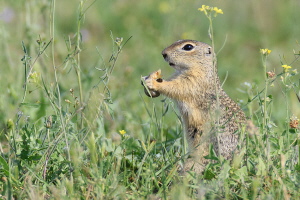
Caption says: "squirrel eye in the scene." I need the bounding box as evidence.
[182,44,194,51]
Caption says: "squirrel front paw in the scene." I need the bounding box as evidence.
[141,70,163,98]
[144,69,162,90]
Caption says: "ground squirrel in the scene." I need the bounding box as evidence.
[142,40,247,173]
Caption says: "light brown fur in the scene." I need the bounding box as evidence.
[142,40,246,173]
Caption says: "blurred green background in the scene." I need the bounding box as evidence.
[0,0,300,136]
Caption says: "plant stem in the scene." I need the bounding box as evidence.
[50,0,73,180]
[262,56,270,165]
[76,1,84,128]
[262,59,268,133]
[208,14,221,157]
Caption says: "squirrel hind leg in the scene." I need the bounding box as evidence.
[180,158,205,174]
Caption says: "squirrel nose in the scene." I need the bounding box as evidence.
[162,53,167,59]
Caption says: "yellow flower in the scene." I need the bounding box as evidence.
[198,5,210,12]
[281,65,291,69]
[119,130,126,135]
[198,5,223,16]
[260,48,272,55]
[281,64,292,72]
[213,7,223,14]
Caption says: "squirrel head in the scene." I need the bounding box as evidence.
[162,40,214,73]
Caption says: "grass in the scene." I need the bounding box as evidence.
[0,0,300,199]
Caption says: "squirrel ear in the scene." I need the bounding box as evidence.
[207,47,212,54]
[204,47,212,56]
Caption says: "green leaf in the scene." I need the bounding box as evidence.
[122,138,141,154]
[234,166,248,180]
[295,164,300,172]
[256,157,266,176]
[269,137,279,150]
[219,162,231,180]
[104,138,114,152]
[267,95,273,100]
[289,128,297,134]
[203,168,216,180]
[114,146,123,159]
[0,155,9,172]
[204,144,219,161]
[28,155,42,161]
